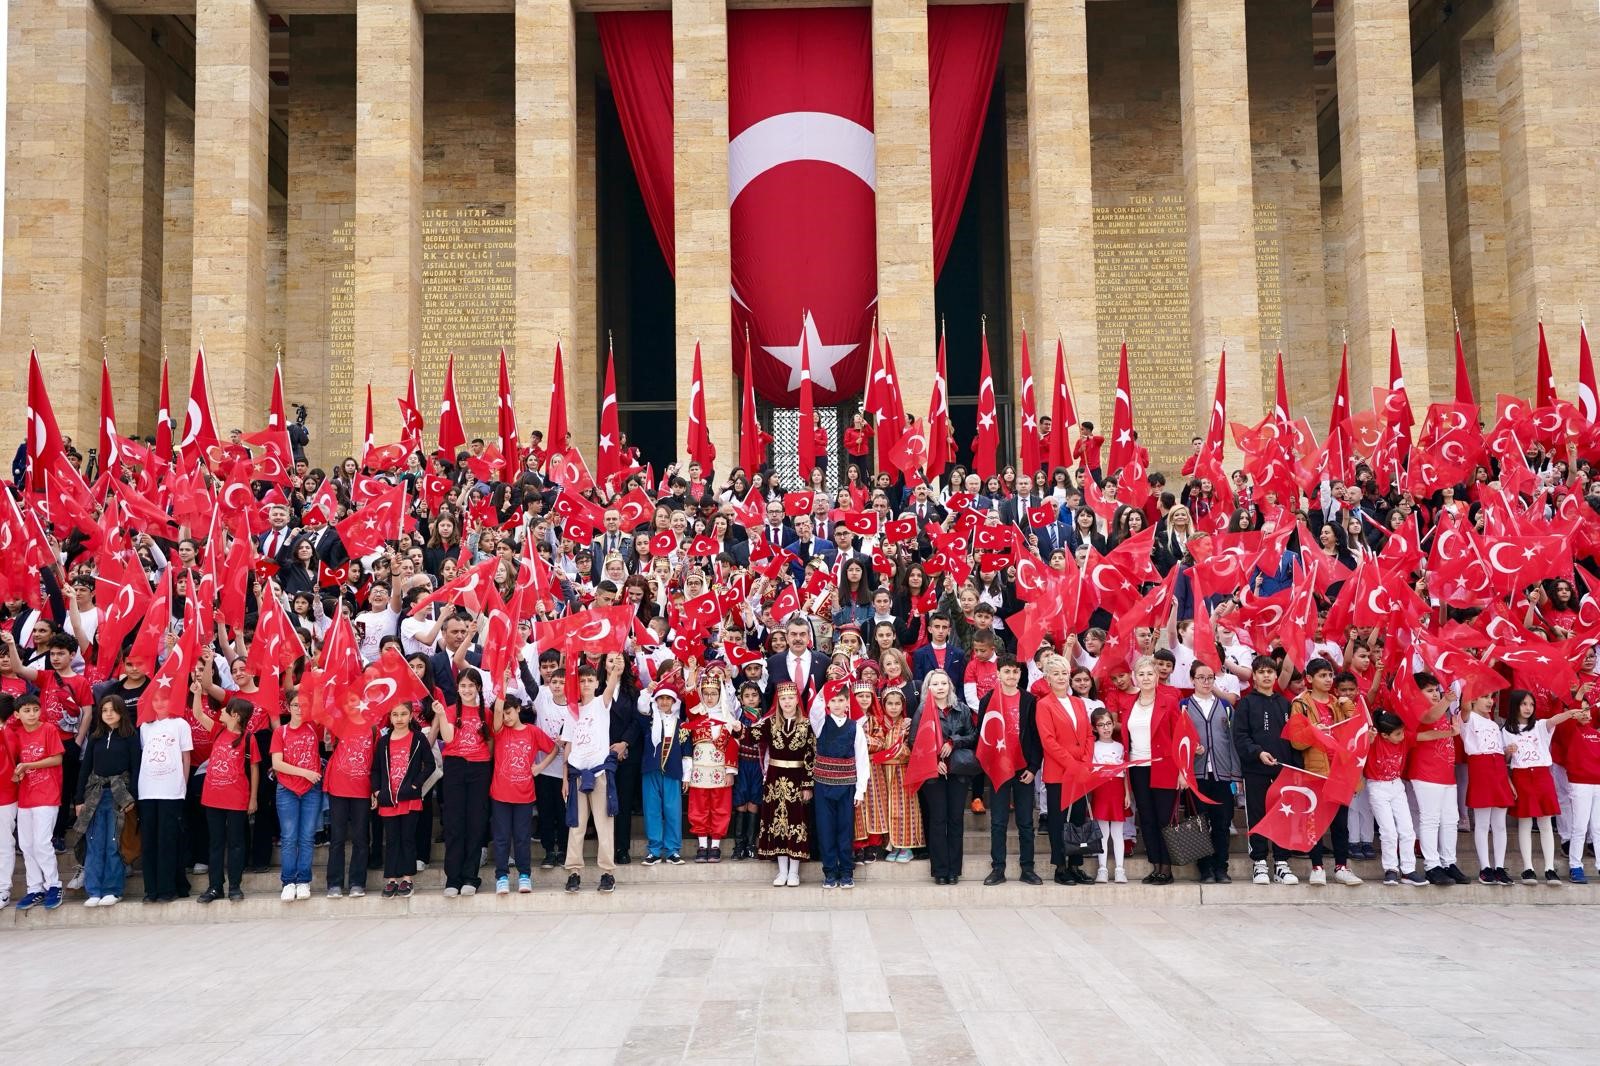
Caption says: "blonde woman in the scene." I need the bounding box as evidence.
[912,668,977,885]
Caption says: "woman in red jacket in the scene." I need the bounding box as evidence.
[1122,655,1184,885]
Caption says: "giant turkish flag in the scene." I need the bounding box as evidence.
[728,8,876,407]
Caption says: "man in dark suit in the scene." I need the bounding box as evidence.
[902,483,946,526]
[784,514,837,583]
[257,504,295,561]
[590,507,634,581]
[426,613,484,706]
[738,496,793,565]
[764,618,830,709]
[1029,512,1073,559]
[1000,473,1047,529]
[979,655,1043,885]
[828,527,872,584]
[911,612,966,694]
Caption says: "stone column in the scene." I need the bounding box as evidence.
[355,0,423,450]
[514,0,582,456]
[873,0,939,423]
[192,0,271,433]
[1332,0,1430,409]
[1178,0,1263,430]
[106,48,166,439]
[1003,21,1035,421]
[162,95,195,396]
[1440,31,1510,402]
[1024,0,1097,426]
[1494,0,1600,395]
[1414,73,1456,404]
[668,0,732,464]
[673,0,735,466]
[1,0,112,443]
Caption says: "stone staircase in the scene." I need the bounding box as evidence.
[7,819,1593,929]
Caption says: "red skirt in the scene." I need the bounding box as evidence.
[1510,765,1561,819]
[1089,775,1131,822]
[1465,752,1515,809]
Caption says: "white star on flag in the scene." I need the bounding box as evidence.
[762,310,857,393]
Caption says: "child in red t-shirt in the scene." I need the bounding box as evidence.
[1365,711,1420,885]
[489,681,558,894]
[373,702,437,899]
[1403,672,1466,886]
[193,687,260,903]
[10,696,65,909]
[270,689,324,901]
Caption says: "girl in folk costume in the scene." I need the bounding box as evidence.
[807,679,871,889]
[683,666,742,863]
[850,683,887,862]
[371,702,436,899]
[1459,692,1516,885]
[729,681,766,862]
[1088,708,1131,884]
[863,687,923,862]
[750,681,816,886]
[1503,688,1581,884]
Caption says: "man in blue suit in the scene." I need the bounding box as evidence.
[911,612,966,695]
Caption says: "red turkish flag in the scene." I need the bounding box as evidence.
[335,482,406,558]
[616,487,656,530]
[155,356,174,462]
[546,341,570,463]
[975,703,1022,788]
[769,584,802,623]
[681,590,724,637]
[721,640,763,668]
[398,368,424,456]
[143,605,199,724]
[971,330,999,479]
[904,690,945,794]
[927,329,951,476]
[1249,767,1337,853]
[496,347,519,482]
[1048,337,1077,472]
[438,353,468,458]
[179,346,220,471]
[1017,328,1041,477]
[884,418,930,483]
[598,345,623,489]
[686,341,716,467]
[728,8,875,407]
[883,516,917,545]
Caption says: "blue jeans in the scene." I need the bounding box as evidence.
[83,790,126,897]
[275,784,323,886]
[814,783,856,882]
[641,774,683,858]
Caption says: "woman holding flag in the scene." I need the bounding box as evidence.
[907,668,976,885]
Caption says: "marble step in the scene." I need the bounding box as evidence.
[4,875,1594,932]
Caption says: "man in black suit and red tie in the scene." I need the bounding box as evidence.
[764,618,829,711]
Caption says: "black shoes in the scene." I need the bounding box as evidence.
[599,874,616,893]
[382,881,398,899]
[616,852,631,866]
[1445,864,1470,885]
[694,846,709,864]
[709,846,722,864]
[1213,869,1232,884]
[1054,866,1073,886]
[983,869,1006,886]
[1019,869,1043,886]
[565,874,581,893]
[1068,866,1093,885]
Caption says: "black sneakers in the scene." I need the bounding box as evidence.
[1445,864,1470,885]
[565,874,581,893]
[599,873,616,894]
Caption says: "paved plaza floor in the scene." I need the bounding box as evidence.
[4,903,1593,1065]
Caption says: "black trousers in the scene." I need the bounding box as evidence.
[1129,767,1177,866]
[55,739,81,840]
[535,774,566,855]
[184,770,209,868]
[921,776,970,879]
[1044,782,1091,869]
[248,728,279,866]
[139,798,186,899]
[441,757,491,889]
[326,795,371,890]
[1308,804,1350,868]
[988,776,1036,871]
[413,791,435,865]
[1243,772,1292,862]
[612,756,640,856]
[1193,778,1236,876]
[382,811,418,880]
[205,808,248,893]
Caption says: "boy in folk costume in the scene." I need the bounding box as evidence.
[683,667,741,863]
[807,679,871,889]
[639,683,689,866]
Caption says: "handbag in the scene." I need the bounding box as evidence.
[118,805,142,866]
[1060,817,1103,859]
[945,747,981,778]
[1161,795,1215,866]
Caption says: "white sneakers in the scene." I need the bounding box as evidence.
[1274,862,1299,885]
[84,896,100,907]
[1308,866,1328,886]
[1334,866,1363,886]
[280,885,296,901]
[786,866,799,887]
[442,887,459,898]
[295,883,310,900]
[99,895,120,906]
[772,858,788,887]
[1113,869,1127,884]
[1252,860,1269,885]
[461,884,477,896]
[1094,866,1108,884]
